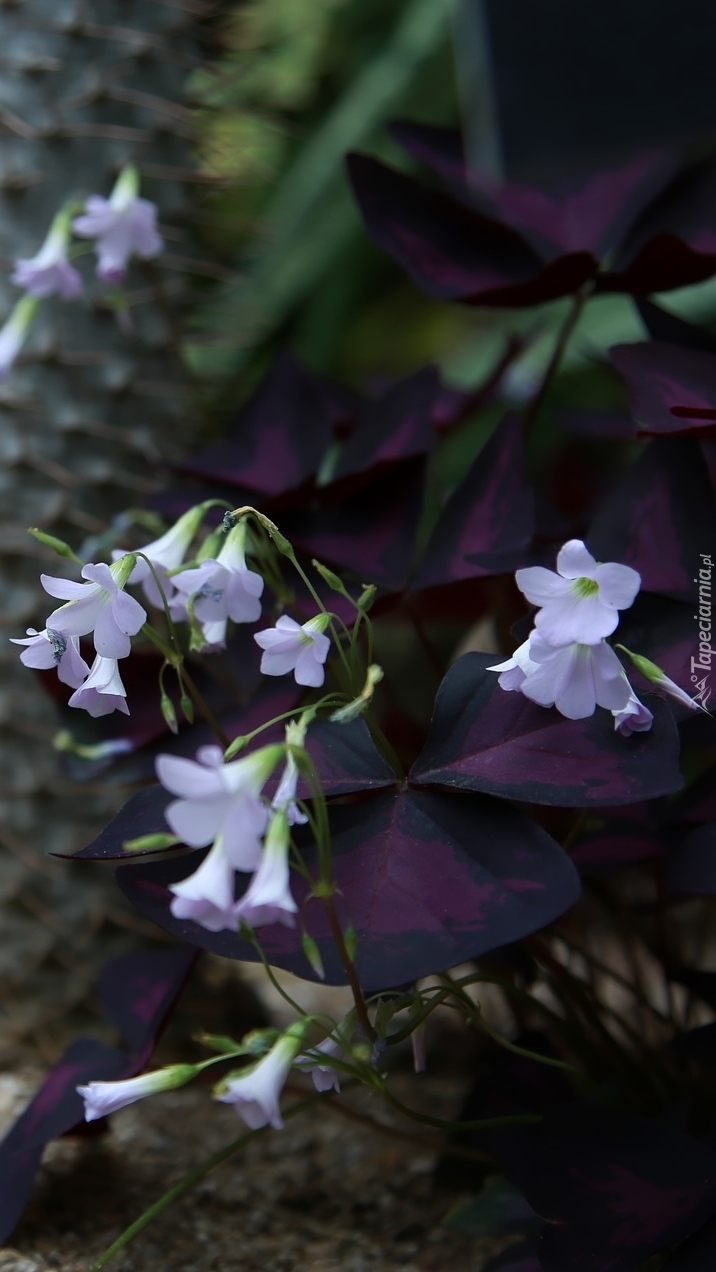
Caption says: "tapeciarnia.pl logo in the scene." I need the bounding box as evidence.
[692,553,713,709]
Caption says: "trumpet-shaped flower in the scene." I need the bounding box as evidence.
[169,837,238,932]
[234,810,298,930]
[73,165,162,283]
[490,631,632,720]
[11,207,82,299]
[515,540,641,646]
[156,743,282,871]
[172,523,264,647]
[42,557,146,659]
[254,614,331,687]
[11,627,89,688]
[215,1023,308,1130]
[67,654,129,716]
[113,503,214,609]
[77,1064,196,1122]
[295,1035,346,1094]
[612,689,654,736]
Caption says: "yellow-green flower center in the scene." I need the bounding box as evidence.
[573,576,599,598]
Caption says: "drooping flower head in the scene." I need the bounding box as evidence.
[295,1034,347,1094]
[612,688,655,736]
[169,835,238,932]
[10,627,89,688]
[172,521,264,648]
[234,809,298,930]
[73,165,162,283]
[254,613,331,687]
[42,555,147,658]
[67,654,129,717]
[11,205,82,300]
[112,501,217,610]
[489,630,633,720]
[156,742,283,871]
[515,540,641,646]
[215,1021,309,1130]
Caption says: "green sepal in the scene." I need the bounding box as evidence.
[27,527,82,564]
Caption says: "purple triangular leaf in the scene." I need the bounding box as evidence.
[0,1038,129,1244]
[115,788,580,991]
[330,365,440,484]
[556,409,636,440]
[600,159,716,295]
[98,947,197,1056]
[389,122,678,264]
[284,457,426,593]
[666,820,716,894]
[490,1105,716,1272]
[346,153,597,308]
[588,438,716,604]
[570,803,668,875]
[412,413,534,590]
[611,342,716,438]
[179,349,333,497]
[410,653,682,808]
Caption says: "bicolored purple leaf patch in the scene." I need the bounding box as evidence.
[115,788,580,991]
[611,342,716,438]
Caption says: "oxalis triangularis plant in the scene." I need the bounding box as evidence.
[3,126,716,1272]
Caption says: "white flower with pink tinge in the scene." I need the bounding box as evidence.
[234,809,298,930]
[612,690,654,736]
[112,502,214,610]
[42,557,146,659]
[515,540,641,647]
[156,743,283,872]
[254,614,331,687]
[77,1065,195,1122]
[73,165,162,283]
[215,1024,307,1130]
[489,631,633,721]
[295,1035,346,1094]
[172,522,264,647]
[10,627,89,688]
[11,208,82,300]
[68,654,129,717]
[169,836,238,932]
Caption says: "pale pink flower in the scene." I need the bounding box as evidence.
[234,810,298,930]
[215,1025,307,1130]
[515,540,641,646]
[113,503,213,609]
[12,208,82,299]
[490,631,632,720]
[73,165,162,283]
[295,1035,345,1094]
[254,614,331,687]
[42,557,146,659]
[612,689,654,736]
[172,523,263,647]
[169,837,238,932]
[77,1064,195,1122]
[10,627,89,688]
[67,654,129,716]
[156,743,282,870]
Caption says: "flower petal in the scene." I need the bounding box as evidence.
[593,561,641,610]
[556,539,598,579]
[514,566,572,606]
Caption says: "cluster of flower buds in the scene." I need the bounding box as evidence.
[0,165,162,381]
[12,505,333,718]
[489,540,703,732]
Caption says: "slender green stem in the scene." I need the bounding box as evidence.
[324,893,375,1045]
[179,664,230,750]
[382,1087,541,1133]
[522,284,592,437]
[87,1095,320,1272]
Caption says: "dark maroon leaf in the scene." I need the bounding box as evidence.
[662,1215,716,1271]
[284,457,426,593]
[410,653,682,808]
[490,1105,716,1272]
[482,1239,541,1272]
[0,947,193,1244]
[179,349,333,497]
[412,413,534,590]
[72,720,397,862]
[389,122,679,264]
[556,409,636,440]
[634,299,716,355]
[668,766,716,827]
[346,153,597,308]
[610,342,716,438]
[570,803,668,875]
[116,788,580,991]
[330,365,440,484]
[666,820,716,894]
[588,438,716,604]
[600,159,716,295]
[98,947,197,1056]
